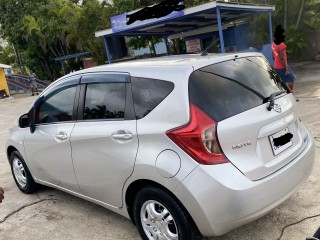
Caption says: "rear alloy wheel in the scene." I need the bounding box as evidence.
[10,150,37,194]
[133,186,202,240]
[140,200,178,239]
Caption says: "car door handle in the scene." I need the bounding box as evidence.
[112,133,133,140]
[55,132,68,141]
[111,130,133,142]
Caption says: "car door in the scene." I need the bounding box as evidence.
[70,73,138,207]
[24,76,81,192]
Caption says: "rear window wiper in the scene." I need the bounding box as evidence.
[199,70,265,100]
[265,90,286,111]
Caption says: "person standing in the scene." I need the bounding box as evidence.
[272,25,296,93]
[0,186,4,203]
[29,73,38,96]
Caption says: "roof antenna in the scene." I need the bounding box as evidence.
[201,37,220,56]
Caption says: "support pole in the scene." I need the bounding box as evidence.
[61,61,66,75]
[216,6,225,53]
[103,36,112,64]
[82,57,86,69]
[268,11,273,44]
[164,37,171,55]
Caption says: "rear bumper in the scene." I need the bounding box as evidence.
[174,134,315,237]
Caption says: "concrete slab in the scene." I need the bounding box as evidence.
[0,62,319,240]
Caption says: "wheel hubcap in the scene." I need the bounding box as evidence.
[140,200,178,240]
[12,158,27,188]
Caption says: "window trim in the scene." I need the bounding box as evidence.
[80,72,130,84]
[38,75,81,99]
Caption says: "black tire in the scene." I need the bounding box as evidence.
[10,150,38,194]
[133,186,202,240]
[314,227,320,238]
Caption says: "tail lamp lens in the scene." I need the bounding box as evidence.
[201,126,222,154]
[166,103,228,165]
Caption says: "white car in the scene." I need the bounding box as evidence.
[6,52,315,239]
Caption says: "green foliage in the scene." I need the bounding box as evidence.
[0,0,111,80]
[184,0,211,7]
[304,0,320,29]
[170,38,186,55]
[285,26,308,59]
[246,0,320,60]
[0,45,16,67]
[127,36,163,55]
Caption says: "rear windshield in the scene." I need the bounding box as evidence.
[189,56,289,122]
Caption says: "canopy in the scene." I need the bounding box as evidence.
[0,64,12,69]
[95,1,275,63]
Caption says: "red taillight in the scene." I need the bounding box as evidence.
[166,103,228,165]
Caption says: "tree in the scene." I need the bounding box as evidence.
[0,0,114,80]
[68,0,113,64]
[246,0,320,60]
[0,45,16,67]
[127,36,163,55]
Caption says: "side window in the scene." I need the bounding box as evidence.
[84,83,126,120]
[131,77,174,119]
[36,85,77,124]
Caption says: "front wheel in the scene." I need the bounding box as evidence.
[10,150,38,194]
[133,186,202,240]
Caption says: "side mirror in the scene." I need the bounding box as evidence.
[19,108,36,133]
[19,114,30,128]
[19,96,44,133]
[19,112,36,133]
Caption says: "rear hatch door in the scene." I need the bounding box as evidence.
[189,56,309,180]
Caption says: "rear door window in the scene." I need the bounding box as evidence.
[189,56,289,121]
[84,83,126,120]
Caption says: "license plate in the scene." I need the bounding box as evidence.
[269,128,293,156]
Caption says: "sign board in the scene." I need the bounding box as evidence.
[186,39,201,53]
[111,1,185,32]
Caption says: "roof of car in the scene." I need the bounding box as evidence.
[59,52,264,83]
[75,52,262,72]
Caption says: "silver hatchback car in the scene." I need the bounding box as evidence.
[6,52,315,239]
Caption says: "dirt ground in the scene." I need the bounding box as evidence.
[0,61,319,240]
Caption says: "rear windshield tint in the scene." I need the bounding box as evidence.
[189,56,289,122]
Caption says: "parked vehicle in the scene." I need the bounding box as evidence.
[6,52,315,239]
